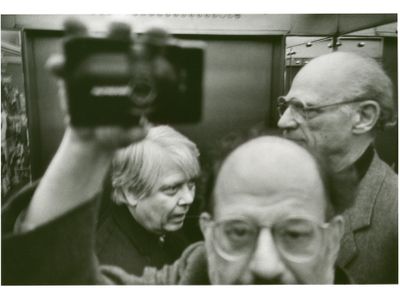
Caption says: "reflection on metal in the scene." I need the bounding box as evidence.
[1,41,21,56]
[286,36,384,63]
[284,23,393,91]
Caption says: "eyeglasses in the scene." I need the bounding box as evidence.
[211,217,330,263]
[277,96,369,120]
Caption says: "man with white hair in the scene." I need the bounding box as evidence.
[96,125,200,275]
[278,51,398,283]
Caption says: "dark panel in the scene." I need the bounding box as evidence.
[22,30,283,178]
[376,36,398,171]
[268,36,286,127]
[175,37,279,157]
[22,30,65,178]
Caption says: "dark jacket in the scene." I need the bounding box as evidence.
[96,201,189,275]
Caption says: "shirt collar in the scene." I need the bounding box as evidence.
[353,145,374,181]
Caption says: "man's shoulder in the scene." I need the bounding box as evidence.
[369,155,397,203]
[354,153,397,225]
[380,160,398,188]
[177,241,207,268]
[360,153,397,200]
[176,241,210,284]
[119,241,209,285]
[178,241,206,261]
[369,153,397,182]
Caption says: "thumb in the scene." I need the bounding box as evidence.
[46,54,65,78]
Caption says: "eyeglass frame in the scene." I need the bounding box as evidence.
[209,216,331,264]
[277,96,373,120]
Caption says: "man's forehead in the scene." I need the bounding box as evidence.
[213,191,326,222]
[288,54,358,103]
[216,137,321,179]
[214,165,326,208]
[288,73,341,105]
[213,137,327,217]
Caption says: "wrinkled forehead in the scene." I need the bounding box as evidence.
[213,141,327,221]
[287,57,356,105]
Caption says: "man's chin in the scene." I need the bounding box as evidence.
[164,221,184,232]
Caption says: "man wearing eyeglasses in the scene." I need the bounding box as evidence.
[198,136,347,284]
[277,52,398,283]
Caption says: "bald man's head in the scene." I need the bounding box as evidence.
[211,136,329,220]
[291,52,394,129]
[199,136,345,284]
[278,52,394,172]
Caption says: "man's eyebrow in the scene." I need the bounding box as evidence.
[288,97,316,108]
[285,97,304,106]
[159,181,183,189]
[159,177,195,189]
[283,96,300,103]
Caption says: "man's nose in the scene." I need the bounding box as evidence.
[248,229,286,282]
[277,106,298,130]
[177,184,194,206]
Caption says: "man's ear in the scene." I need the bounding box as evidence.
[328,215,345,258]
[122,189,139,207]
[352,101,380,134]
[199,212,212,237]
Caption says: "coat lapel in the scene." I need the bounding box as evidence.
[338,213,358,266]
[337,152,387,267]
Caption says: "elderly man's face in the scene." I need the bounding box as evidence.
[277,60,356,158]
[128,158,196,234]
[200,138,343,284]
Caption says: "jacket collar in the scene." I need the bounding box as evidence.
[111,202,163,256]
[346,150,386,230]
[179,242,210,284]
[338,150,388,266]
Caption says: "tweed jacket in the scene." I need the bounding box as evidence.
[337,151,398,284]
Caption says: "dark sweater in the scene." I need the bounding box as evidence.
[96,201,189,275]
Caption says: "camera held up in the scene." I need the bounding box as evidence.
[63,22,204,127]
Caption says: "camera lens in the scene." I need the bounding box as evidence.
[130,81,157,107]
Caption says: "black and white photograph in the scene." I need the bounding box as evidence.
[1,6,398,293]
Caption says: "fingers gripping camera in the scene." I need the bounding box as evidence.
[62,20,204,127]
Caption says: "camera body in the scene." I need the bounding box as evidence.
[63,35,204,126]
